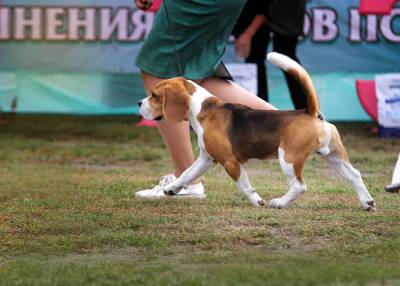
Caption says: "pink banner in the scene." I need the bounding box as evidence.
[359,0,397,15]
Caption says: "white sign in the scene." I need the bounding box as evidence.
[376,73,400,128]
[225,63,257,96]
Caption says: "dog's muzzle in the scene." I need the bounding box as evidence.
[138,98,162,121]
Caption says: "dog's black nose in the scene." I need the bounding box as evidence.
[138,100,143,107]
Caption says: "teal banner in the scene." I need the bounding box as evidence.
[0,0,399,119]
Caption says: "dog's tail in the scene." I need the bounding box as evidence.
[267,52,319,117]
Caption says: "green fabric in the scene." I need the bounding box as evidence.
[135,0,246,80]
[0,70,372,121]
[0,71,143,115]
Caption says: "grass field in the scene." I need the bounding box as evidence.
[0,115,399,286]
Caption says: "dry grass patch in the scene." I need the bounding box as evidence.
[0,116,399,285]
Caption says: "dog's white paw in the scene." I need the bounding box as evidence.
[248,192,266,207]
[269,198,286,209]
[362,200,376,212]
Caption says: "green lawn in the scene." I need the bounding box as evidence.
[0,115,399,286]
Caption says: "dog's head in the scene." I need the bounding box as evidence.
[139,77,196,122]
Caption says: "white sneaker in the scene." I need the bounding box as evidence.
[135,174,206,199]
[173,182,206,199]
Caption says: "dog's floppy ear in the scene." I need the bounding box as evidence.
[180,77,196,95]
[162,82,190,122]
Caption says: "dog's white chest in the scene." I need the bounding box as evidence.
[188,84,212,150]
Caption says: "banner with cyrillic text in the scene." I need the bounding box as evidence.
[0,0,399,119]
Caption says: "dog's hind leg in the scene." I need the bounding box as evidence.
[270,148,307,209]
[322,125,375,211]
[163,151,215,196]
[324,152,375,211]
[223,160,266,207]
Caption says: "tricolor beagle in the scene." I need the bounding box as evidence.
[139,52,376,211]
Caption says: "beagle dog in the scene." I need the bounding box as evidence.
[139,52,376,211]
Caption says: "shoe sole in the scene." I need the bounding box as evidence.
[175,194,207,199]
[385,183,400,193]
[135,193,206,199]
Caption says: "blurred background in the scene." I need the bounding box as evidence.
[0,0,399,120]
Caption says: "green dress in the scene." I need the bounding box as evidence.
[135,0,246,80]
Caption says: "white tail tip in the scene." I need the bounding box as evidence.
[267,52,301,72]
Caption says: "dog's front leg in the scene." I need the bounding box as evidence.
[163,151,215,196]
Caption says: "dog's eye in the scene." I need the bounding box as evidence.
[151,92,157,98]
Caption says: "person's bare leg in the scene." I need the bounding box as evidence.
[158,121,196,177]
[141,71,195,177]
[200,77,276,110]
